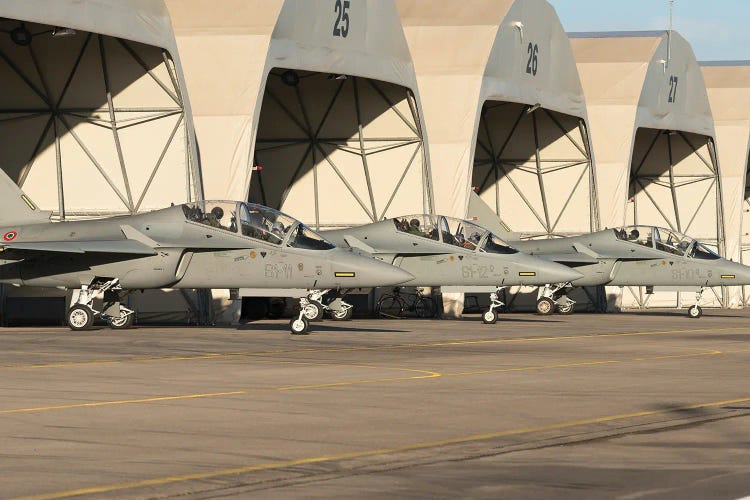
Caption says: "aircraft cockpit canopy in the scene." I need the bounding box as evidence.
[614,226,719,259]
[392,215,518,254]
[182,201,335,250]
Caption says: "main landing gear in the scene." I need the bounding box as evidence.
[536,283,576,315]
[66,279,135,331]
[482,287,505,324]
[687,288,704,319]
[300,290,354,323]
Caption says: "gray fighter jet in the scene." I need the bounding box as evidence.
[320,214,582,323]
[0,175,413,334]
[468,191,750,318]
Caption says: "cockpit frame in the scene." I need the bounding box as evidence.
[392,215,518,255]
[614,225,719,260]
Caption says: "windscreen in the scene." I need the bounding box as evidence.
[481,234,519,254]
[690,242,720,260]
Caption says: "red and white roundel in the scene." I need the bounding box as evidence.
[3,231,18,242]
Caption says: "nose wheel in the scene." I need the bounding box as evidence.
[688,305,703,319]
[481,287,504,325]
[290,316,310,335]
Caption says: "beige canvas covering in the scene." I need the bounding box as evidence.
[570,31,722,308]
[397,0,594,236]
[166,0,430,230]
[701,62,750,307]
[0,0,199,216]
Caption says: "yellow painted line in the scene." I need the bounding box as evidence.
[15,395,750,500]
[1,326,746,371]
[3,348,749,416]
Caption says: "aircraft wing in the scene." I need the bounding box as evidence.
[0,240,158,255]
[533,253,600,264]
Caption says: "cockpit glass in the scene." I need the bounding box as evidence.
[690,242,720,260]
[239,203,295,245]
[614,225,655,248]
[183,201,238,233]
[393,215,440,241]
[441,216,487,250]
[288,224,336,250]
[481,234,519,254]
[653,228,692,256]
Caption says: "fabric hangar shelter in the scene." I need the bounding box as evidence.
[396,0,598,238]
[0,0,206,326]
[396,0,600,314]
[701,61,750,308]
[570,30,724,309]
[166,0,432,230]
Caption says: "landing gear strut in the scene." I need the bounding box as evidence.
[537,283,576,315]
[301,289,354,322]
[482,287,505,324]
[687,288,704,319]
[290,299,311,335]
[66,279,135,331]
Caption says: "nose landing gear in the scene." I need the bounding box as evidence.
[687,287,704,319]
[482,287,505,324]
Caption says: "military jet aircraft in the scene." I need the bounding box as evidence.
[0,175,413,334]
[467,191,750,318]
[320,214,582,323]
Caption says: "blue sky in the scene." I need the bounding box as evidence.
[550,0,750,62]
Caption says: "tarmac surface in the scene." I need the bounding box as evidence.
[1,310,749,499]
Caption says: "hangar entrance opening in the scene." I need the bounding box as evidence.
[249,69,430,230]
[0,19,198,219]
[625,127,724,308]
[742,150,750,305]
[472,101,600,311]
[472,101,596,239]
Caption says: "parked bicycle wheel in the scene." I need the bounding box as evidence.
[376,295,404,318]
[415,296,436,318]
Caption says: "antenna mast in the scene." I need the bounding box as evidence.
[667,0,674,67]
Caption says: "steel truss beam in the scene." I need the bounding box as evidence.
[474,102,595,239]
[252,71,427,229]
[628,129,725,308]
[0,23,194,219]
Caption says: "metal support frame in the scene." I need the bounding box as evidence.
[628,128,724,308]
[252,70,428,230]
[474,102,596,239]
[0,22,196,219]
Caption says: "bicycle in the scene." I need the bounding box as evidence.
[376,287,436,319]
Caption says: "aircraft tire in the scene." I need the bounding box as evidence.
[331,307,353,321]
[290,317,310,335]
[557,302,575,315]
[482,309,498,324]
[67,305,94,331]
[688,305,703,319]
[110,312,135,330]
[303,301,325,322]
[536,297,555,315]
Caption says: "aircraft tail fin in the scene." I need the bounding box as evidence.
[466,190,520,241]
[0,168,51,226]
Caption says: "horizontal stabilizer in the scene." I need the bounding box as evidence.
[1,240,157,255]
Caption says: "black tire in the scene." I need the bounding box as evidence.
[536,297,555,316]
[482,309,498,324]
[303,300,325,322]
[110,312,135,330]
[556,302,575,315]
[415,297,437,318]
[67,305,93,331]
[331,307,354,321]
[289,316,310,335]
[688,305,703,319]
[376,295,404,319]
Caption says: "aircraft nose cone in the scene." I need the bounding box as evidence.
[334,250,414,287]
[728,261,750,284]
